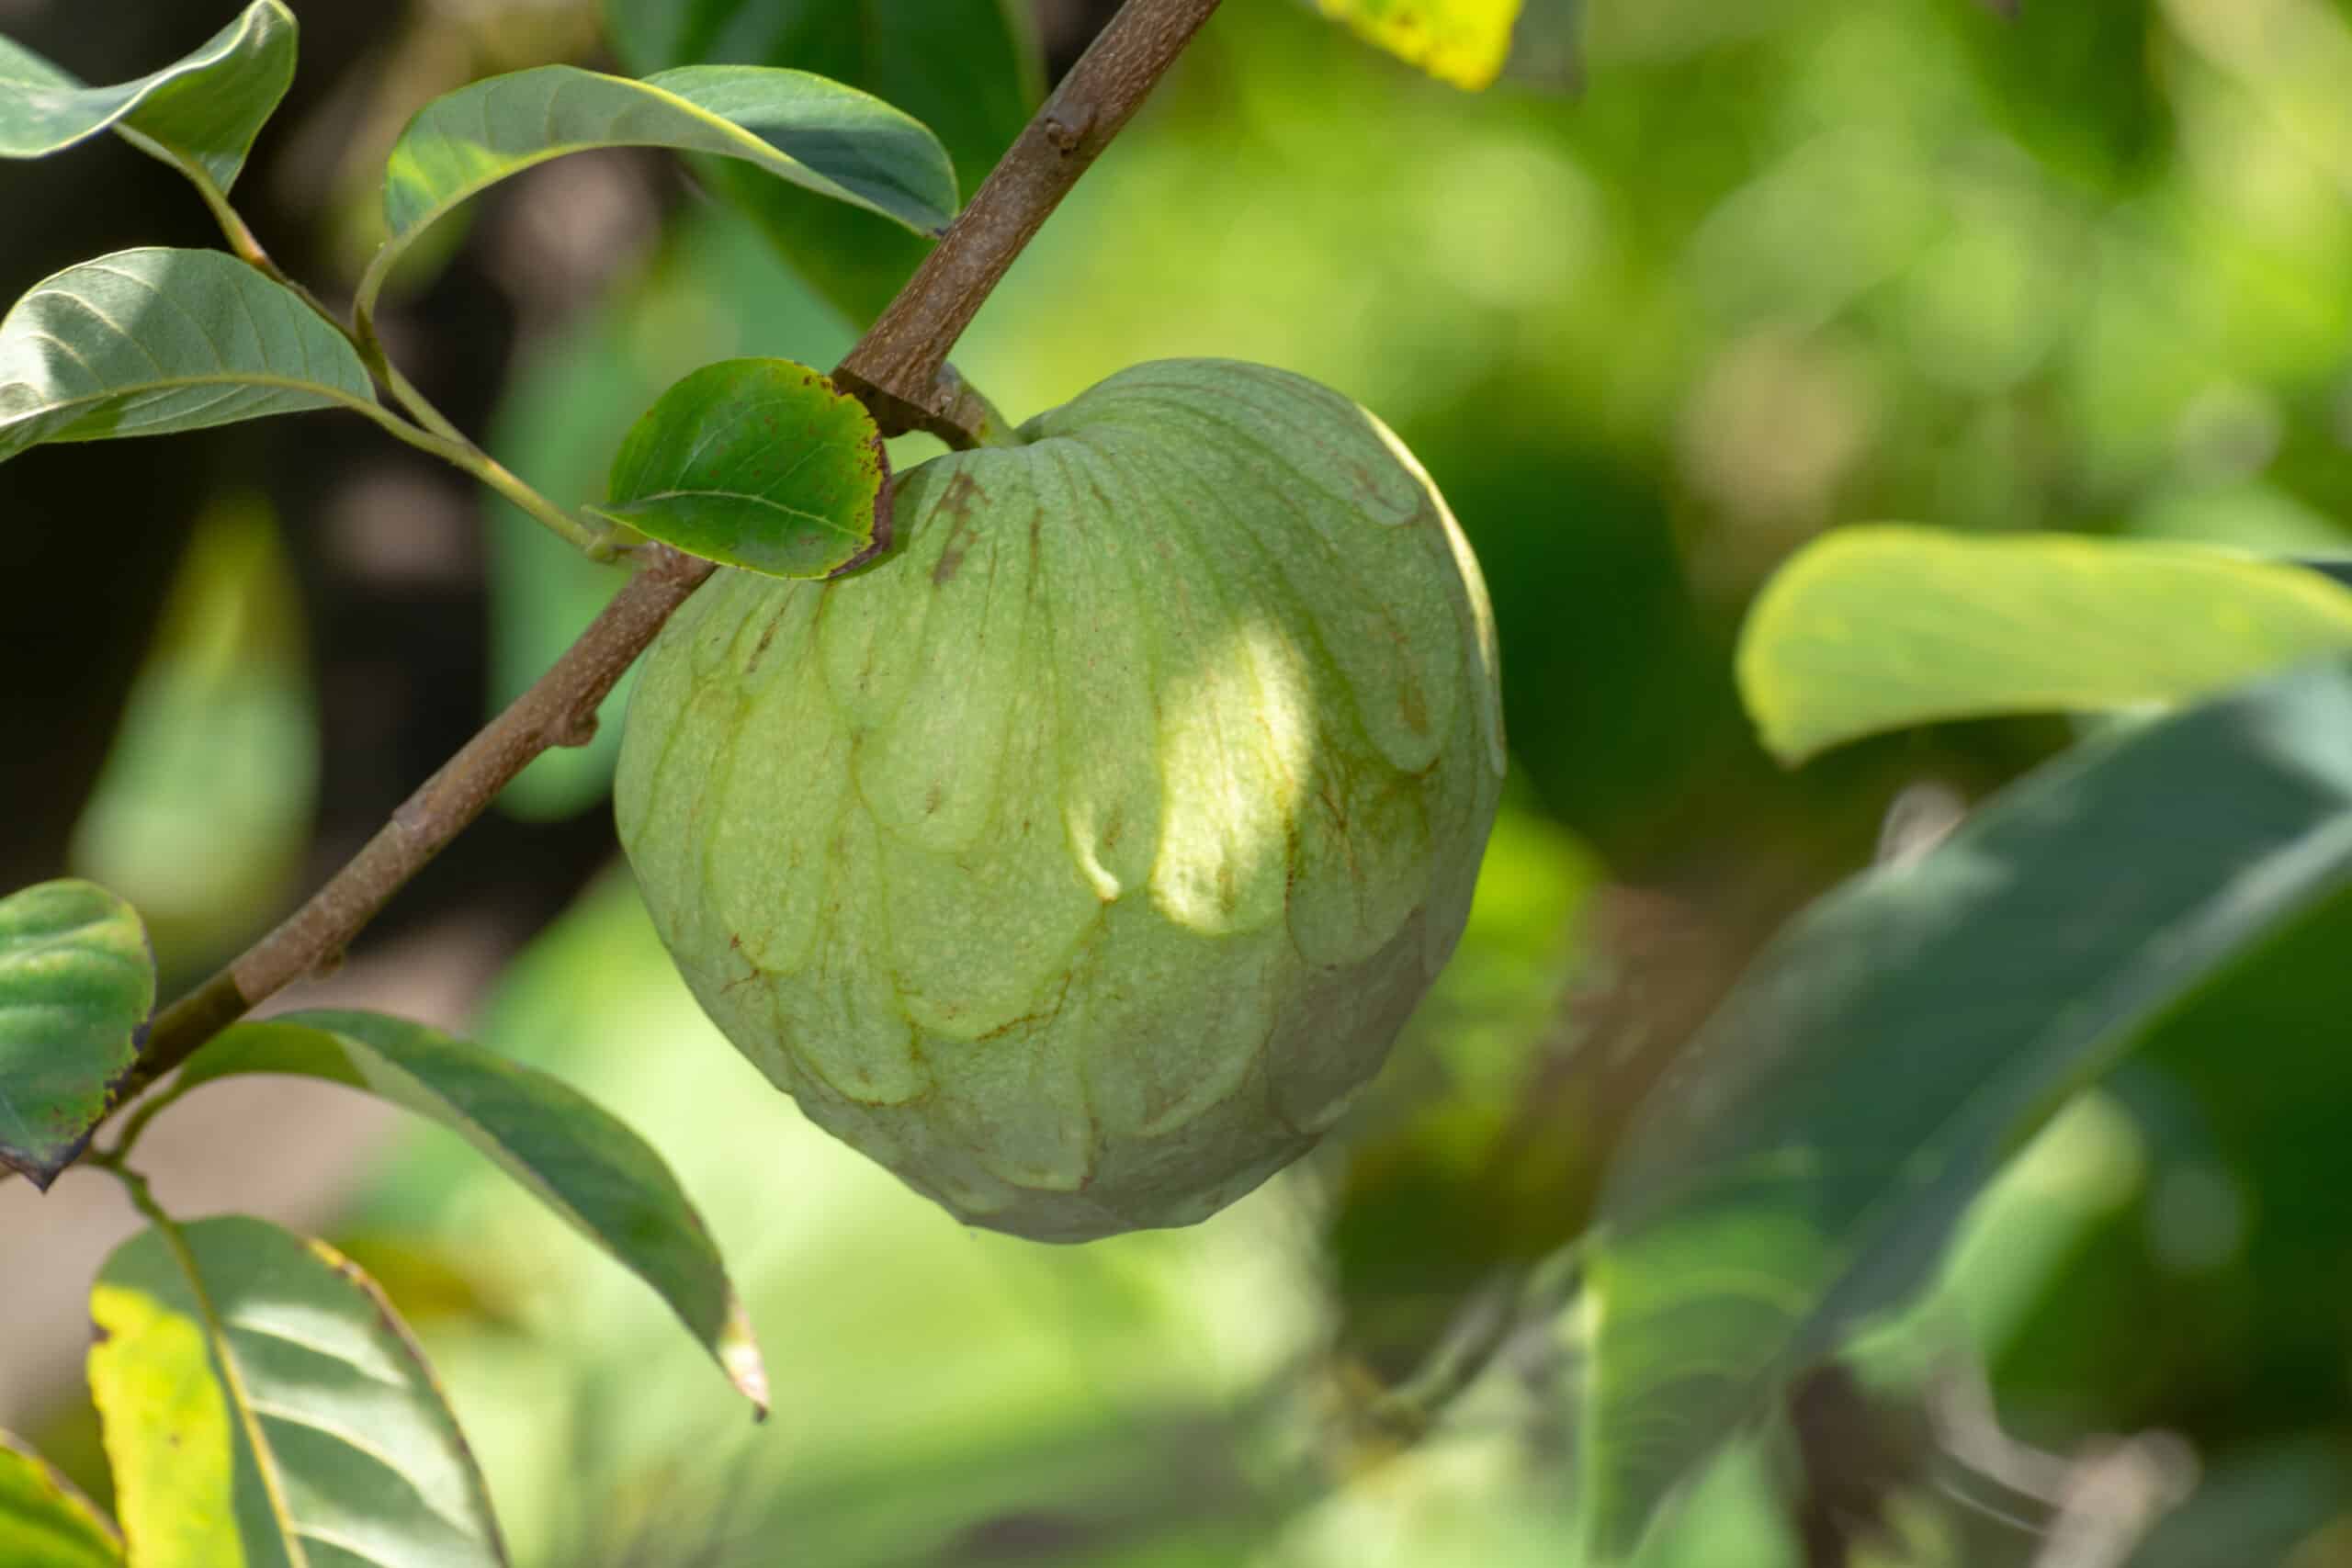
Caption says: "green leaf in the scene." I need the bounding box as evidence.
[0,1432,121,1567]
[1578,657,2352,1559]
[1736,526,2352,763]
[88,1214,507,1567]
[1315,0,1526,89]
[594,357,889,579]
[168,1009,769,1411]
[356,62,957,325]
[0,881,152,1189]
[0,248,379,464]
[70,495,319,968]
[0,0,295,197]
[603,0,1040,323]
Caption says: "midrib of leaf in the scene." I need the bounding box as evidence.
[357,70,921,324]
[614,488,857,535]
[141,1204,311,1568]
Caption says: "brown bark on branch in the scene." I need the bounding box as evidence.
[833,0,1225,443]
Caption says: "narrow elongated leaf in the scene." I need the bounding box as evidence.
[1316,0,1526,89]
[1579,658,2352,1559]
[0,880,152,1188]
[1737,525,2352,763]
[89,1214,507,1567]
[594,357,889,579]
[0,248,379,464]
[603,0,1039,323]
[0,1432,121,1567]
[169,1009,768,1410]
[0,0,295,197]
[356,63,956,322]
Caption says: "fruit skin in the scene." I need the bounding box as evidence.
[616,359,1505,1241]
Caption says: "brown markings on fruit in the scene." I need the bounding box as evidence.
[1216,861,1238,915]
[923,782,944,816]
[1399,679,1428,735]
[931,470,988,584]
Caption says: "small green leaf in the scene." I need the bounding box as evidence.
[357,63,957,324]
[1578,657,2352,1559]
[604,0,1040,324]
[0,0,295,197]
[169,1009,769,1411]
[1316,0,1524,89]
[0,880,152,1189]
[1736,525,2352,763]
[0,1432,121,1567]
[88,1214,507,1567]
[0,248,379,464]
[594,357,890,580]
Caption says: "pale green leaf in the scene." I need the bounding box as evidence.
[0,0,295,196]
[1736,525,2352,763]
[89,1215,507,1567]
[356,63,957,323]
[1578,658,2352,1558]
[0,1431,122,1567]
[0,881,152,1189]
[594,356,889,579]
[70,495,318,966]
[0,248,379,464]
[167,1009,768,1411]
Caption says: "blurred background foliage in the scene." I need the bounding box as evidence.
[5,0,2352,1560]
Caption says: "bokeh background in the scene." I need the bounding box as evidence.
[5,0,2352,1561]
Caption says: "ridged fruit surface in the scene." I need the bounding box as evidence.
[616,359,1505,1240]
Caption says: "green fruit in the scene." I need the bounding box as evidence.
[616,359,1505,1241]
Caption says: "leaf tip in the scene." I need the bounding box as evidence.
[720,1298,771,1417]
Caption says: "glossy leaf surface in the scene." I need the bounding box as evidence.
[171,1009,768,1410]
[89,1214,507,1567]
[0,880,152,1188]
[596,356,889,579]
[358,62,956,321]
[1738,526,2352,762]
[0,0,295,196]
[0,249,378,464]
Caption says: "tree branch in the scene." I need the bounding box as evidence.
[121,546,716,1101]
[69,0,1224,1143]
[833,0,1224,443]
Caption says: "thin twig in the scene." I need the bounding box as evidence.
[39,0,1223,1165]
[833,0,1224,440]
[119,545,712,1101]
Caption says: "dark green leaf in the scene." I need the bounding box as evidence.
[356,63,957,324]
[603,0,1040,323]
[0,248,379,464]
[0,880,152,1189]
[169,1009,769,1410]
[88,1214,507,1567]
[1579,658,2352,1559]
[1736,526,2352,763]
[0,0,295,197]
[594,356,888,578]
[0,1432,121,1567]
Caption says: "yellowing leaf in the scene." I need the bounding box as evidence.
[1317,0,1525,90]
